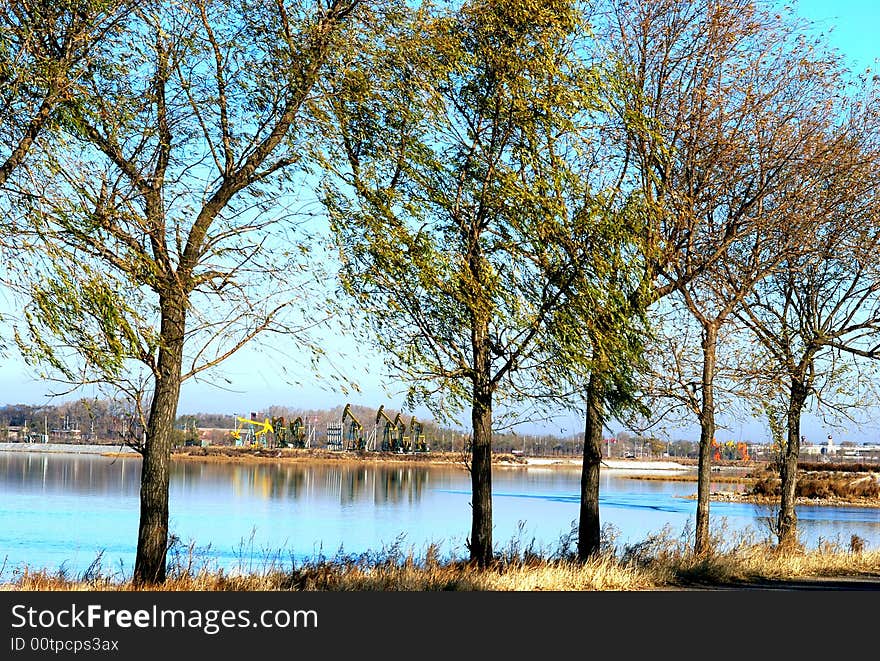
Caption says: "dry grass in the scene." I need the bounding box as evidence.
[750,471,880,501]
[4,524,878,592]
[623,473,752,484]
[167,446,508,468]
[3,560,655,592]
[624,530,880,586]
[797,461,880,473]
[0,556,669,592]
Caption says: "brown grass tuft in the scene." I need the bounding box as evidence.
[746,471,880,502]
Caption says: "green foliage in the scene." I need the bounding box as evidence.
[0,1,133,176]
[321,0,646,423]
[15,258,150,383]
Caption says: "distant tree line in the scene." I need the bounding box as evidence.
[0,396,773,459]
[0,400,131,441]
[0,399,587,454]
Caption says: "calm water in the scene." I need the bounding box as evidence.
[2,451,879,576]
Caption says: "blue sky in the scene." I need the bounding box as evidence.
[792,0,880,74]
[2,1,880,444]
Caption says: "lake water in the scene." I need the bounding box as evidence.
[2,451,879,578]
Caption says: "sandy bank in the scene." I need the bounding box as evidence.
[0,442,693,472]
[521,457,692,472]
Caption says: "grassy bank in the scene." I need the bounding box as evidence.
[4,525,878,592]
[140,446,527,467]
[628,462,880,508]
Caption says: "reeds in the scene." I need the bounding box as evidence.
[750,472,880,500]
[3,523,877,592]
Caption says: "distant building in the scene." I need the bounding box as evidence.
[3,426,27,442]
[49,428,82,443]
[197,427,230,446]
[801,434,838,457]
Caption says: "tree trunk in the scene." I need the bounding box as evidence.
[778,379,807,548]
[578,372,603,561]
[694,323,717,555]
[469,384,493,566]
[469,317,493,567]
[133,294,186,586]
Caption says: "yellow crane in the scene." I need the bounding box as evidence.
[231,416,274,447]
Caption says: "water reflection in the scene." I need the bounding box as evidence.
[0,451,141,496]
[171,461,434,505]
[1,451,879,576]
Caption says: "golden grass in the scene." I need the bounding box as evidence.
[2,557,664,592]
[5,528,878,592]
[641,541,880,585]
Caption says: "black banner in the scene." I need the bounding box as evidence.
[0,589,874,659]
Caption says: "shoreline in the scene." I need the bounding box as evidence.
[703,489,880,509]
[0,441,139,455]
[0,442,694,472]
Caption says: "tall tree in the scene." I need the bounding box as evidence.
[539,198,649,561]
[573,301,648,561]
[11,0,365,585]
[321,0,637,566]
[735,102,880,546]
[600,0,851,553]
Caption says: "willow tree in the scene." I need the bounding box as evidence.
[600,0,852,553]
[0,0,132,341]
[0,0,134,188]
[321,0,636,566]
[546,233,649,561]
[11,0,366,585]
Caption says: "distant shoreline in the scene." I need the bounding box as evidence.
[0,441,138,456]
[0,441,696,472]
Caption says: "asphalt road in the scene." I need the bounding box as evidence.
[672,575,880,590]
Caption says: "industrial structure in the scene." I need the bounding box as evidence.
[230,414,274,447]
[409,416,429,452]
[377,405,400,452]
[218,405,431,453]
[342,404,368,451]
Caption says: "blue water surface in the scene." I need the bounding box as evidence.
[1,451,878,577]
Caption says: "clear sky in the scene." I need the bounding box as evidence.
[2,0,880,444]
[791,0,880,74]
